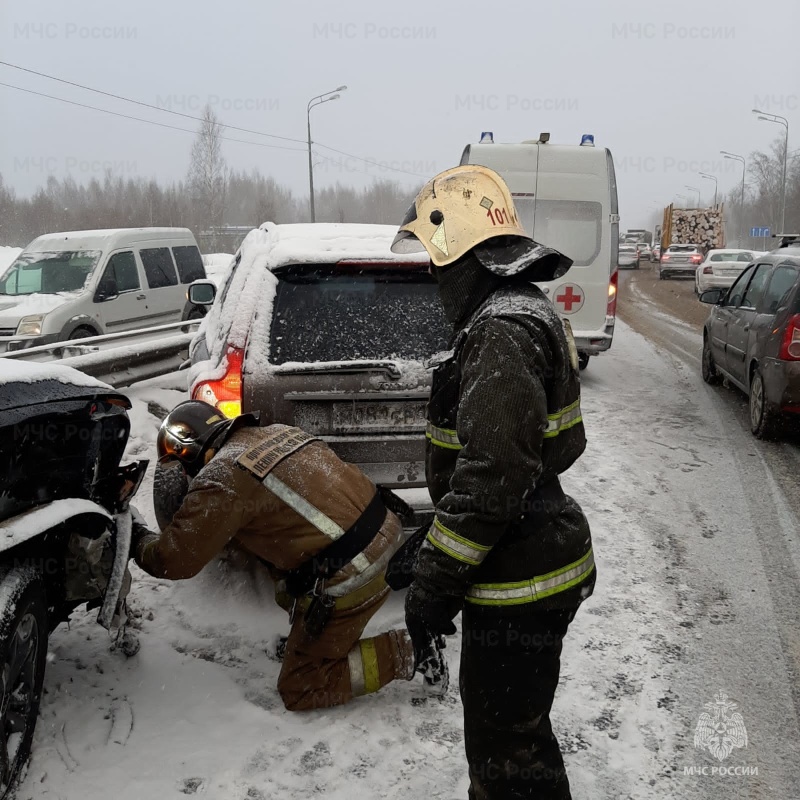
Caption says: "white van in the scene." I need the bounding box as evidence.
[0,228,207,352]
[460,133,619,367]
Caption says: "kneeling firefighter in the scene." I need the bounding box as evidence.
[131,401,448,711]
[391,166,597,799]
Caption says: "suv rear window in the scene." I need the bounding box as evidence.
[172,246,205,283]
[268,265,451,364]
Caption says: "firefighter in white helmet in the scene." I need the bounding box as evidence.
[392,165,595,799]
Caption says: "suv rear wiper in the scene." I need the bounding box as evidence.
[272,360,402,379]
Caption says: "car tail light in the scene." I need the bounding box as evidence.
[778,314,800,361]
[661,254,670,261]
[691,254,703,264]
[607,270,618,317]
[702,265,713,274]
[192,346,244,417]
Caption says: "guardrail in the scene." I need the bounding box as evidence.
[0,320,200,388]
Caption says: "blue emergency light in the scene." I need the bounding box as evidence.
[479,131,494,144]
[580,134,595,146]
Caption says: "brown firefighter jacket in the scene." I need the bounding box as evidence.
[136,425,401,600]
[420,279,596,614]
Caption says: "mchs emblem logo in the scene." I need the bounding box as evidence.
[694,692,748,761]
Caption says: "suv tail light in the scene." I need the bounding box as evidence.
[192,346,244,417]
[779,314,800,361]
[607,270,618,317]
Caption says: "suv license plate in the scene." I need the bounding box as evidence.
[332,401,427,433]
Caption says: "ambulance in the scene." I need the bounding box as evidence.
[460,132,619,368]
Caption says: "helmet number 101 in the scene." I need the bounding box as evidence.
[487,207,517,226]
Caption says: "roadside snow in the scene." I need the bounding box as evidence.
[202,253,235,289]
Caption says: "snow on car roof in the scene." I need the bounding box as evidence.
[0,359,112,391]
[23,228,194,252]
[260,223,429,267]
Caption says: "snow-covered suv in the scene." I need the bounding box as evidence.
[179,223,451,493]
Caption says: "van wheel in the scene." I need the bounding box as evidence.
[578,352,590,371]
[750,367,781,440]
[68,326,96,340]
[0,567,48,799]
[701,336,721,385]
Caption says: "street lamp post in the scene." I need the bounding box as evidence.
[698,172,718,207]
[752,109,789,234]
[307,85,347,222]
[721,151,746,246]
[685,185,701,207]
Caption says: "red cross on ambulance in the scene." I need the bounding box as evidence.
[554,284,584,314]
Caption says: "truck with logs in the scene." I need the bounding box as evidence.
[661,203,725,252]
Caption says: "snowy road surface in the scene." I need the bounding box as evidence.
[17,319,800,799]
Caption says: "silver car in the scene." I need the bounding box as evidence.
[618,244,640,269]
[659,244,705,280]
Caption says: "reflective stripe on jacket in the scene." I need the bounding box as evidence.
[466,549,595,606]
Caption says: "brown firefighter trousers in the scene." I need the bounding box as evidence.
[278,584,414,711]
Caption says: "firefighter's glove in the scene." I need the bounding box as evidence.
[385,524,428,591]
[404,581,460,643]
[404,582,457,694]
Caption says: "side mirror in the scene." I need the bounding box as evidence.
[188,280,217,306]
[94,278,119,302]
[699,288,725,305]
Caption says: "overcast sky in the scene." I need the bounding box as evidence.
[1,0,798,230]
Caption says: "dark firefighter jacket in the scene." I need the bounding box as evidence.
[418,255,596,613]
[136,425,402,600]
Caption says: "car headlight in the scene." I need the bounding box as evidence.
[16,314,46,336]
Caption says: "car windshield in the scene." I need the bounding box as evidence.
[620,246,636,252]
[0,250,102,296]
[268,265,452,364]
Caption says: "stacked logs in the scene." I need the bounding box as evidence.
[669,206,725,250]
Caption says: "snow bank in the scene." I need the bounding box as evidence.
[0,246,22,273]
[202,252,235,288]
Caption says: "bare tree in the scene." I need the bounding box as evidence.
[187,105,227,244]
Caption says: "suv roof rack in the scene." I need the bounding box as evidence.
[773,233,800,248]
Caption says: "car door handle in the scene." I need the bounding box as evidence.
[136,294,146,300]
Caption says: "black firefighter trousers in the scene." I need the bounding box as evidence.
[460,605,578,800]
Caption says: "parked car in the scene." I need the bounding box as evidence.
[659,244,705,280]
[0,228,208,353]
[0,361,147,796]
[652,243,661,261]
[618,244,640,269]
[166,222,452,505]
[700,244,800,438]
[637,242,653,262]
[695,249,755,295]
